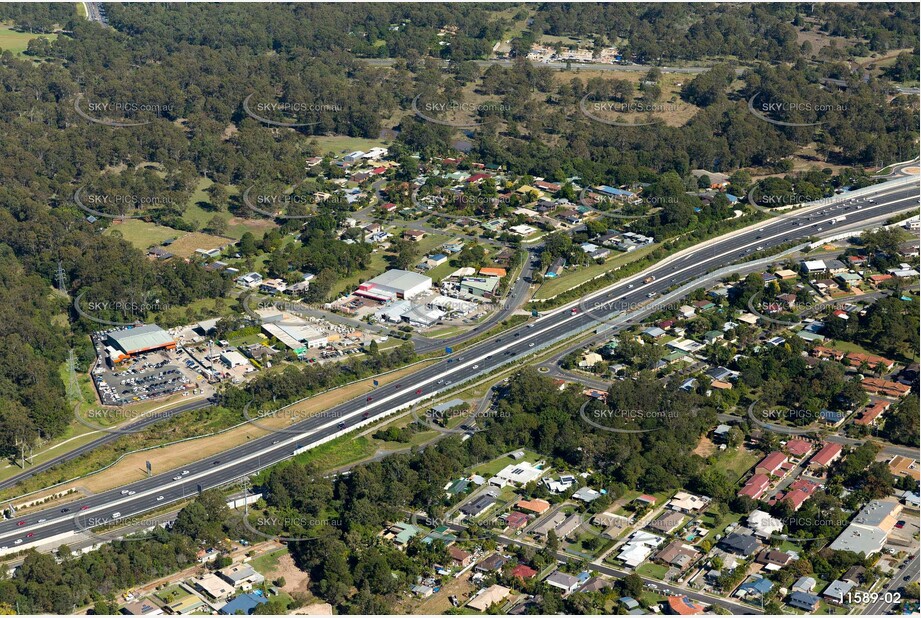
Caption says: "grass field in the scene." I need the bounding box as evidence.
[534,244,657,300]
[0,25,57,55]
[310,135,390,156]
[104,219,180,249]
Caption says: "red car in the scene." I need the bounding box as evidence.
[415,389,422,394]
[362,412,369,419]
[895,520,906,529]
[26,533,34,538]
[16,521,25,526]
[80,505,89,510]
[366,396,373,402]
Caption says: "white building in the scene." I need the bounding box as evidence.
[489,461,543,487]
[357,269,432,300]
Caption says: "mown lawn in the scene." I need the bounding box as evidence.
[534,245,657,300]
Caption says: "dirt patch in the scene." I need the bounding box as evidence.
[405,571,476,615]
[266,551,311,597]
[166,232,234,259]
[290,603,333,615]
[693,435,717,458]
[228,216,275,231]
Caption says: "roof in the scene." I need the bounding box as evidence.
[757,451,787,474]
[365,269,431,292]
[785,438,813,457]
[789,591,820,610]
[793,576,817,592]
[107,324,174,354]
[545,570,580,590]
[219,593,268,615]
[810,442,843,467]
[720,532,761,556]
[468,585,511,611]
[823,579,855,601]
[648,510,684,534]
[511,564,538,579]
[517,498,551,514]
[666,595,706,615]
[740,577,774,595]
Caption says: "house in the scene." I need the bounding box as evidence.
[403,229,426,242]
[544,570,581,594]
[218,564,265,590]
[712,424,732,442]
[517,498,551,514]
[448,546,472,567]
[739,577,774,597]
[668,491,710,514]
[793,577,817,593]
[776,478,821,511]
[411,584,434,598]
[889,456,920,481]
[506,511,529,530]
[120,600,164,616]
[774,269,798,280]
[648,510,685,535]
[755,451,788,477]
[655,541,699,570]
[854,400,890,426]
[756,548,792,569]
[468,585,511,612]
[475,553,507,573]
[846,352,895,372]
[617,531,664,568]
[719,532,761,557]
[579,577,611,593]
[738,473,771,500]
[823,580,855,604]
[860,377,910,398]
[747,510,783,539]
[218,593,268,616]
[665,595,706,615]
[460,494,497,518]
[386,522,420,546]
[192,573,234,601]
[809,442,843,471]
[784,438,813,458]
[511,564,538,580]
[492,461,544,487]
[788,591,821,612]
[572,487,601,503]
[801,259,827,274]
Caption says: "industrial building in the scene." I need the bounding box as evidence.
[356,269,432,301]
[261,321,331,355]
[105,324,176,363]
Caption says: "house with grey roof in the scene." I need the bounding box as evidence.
[823,579,855,604]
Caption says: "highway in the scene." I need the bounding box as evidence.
[0,176,916,555]
[863,552,919,615]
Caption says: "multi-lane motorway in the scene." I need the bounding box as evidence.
[0,176,916,556]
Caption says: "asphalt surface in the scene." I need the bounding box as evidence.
[863,552,920,615]
[0,177,916,555]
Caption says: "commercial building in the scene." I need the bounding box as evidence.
[106,324,176,363]
[459,276,501,299]
[357,269,432,300]
[828,499,902,556]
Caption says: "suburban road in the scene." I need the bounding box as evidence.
[0,175,915,557]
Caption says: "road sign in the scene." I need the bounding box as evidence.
[146,460,152,476]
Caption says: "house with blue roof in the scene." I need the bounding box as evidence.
[219,593,268,615]
[738,576,773,598]
[788,591,820,611]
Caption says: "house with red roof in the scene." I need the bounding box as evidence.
[784,439,813,459]
[772,478,821,511]
[846,352,895,372]
[738,473,771,500]
[756,451,788,477]
[861,377,910,398]
[808,442,843,472]
[854,400,890,426]
[511,564,538,580]
[665,595,706,615]
[467,173,491,184]
[506,511,530,530]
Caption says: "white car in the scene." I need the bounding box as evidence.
[181,470,190,475]
[529,342,535,347]
[173,475,182,481]
[111,512,121,519]
[14,539,22,545]
[472,365,479,369]
[127,491,136,496]
[156,496,164,501]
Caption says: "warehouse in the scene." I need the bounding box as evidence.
[356,269,432,301]
[262,322,329,355]
[105,324,176,363]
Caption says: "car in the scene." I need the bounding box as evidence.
[26,533,34,538]
[212,460,221,465]
[570,308,579,314]
[272,439,280,444]
[60,508,70,513]
[362,412,369,419]
[437,379,444,384]
[13,540,22,545]
[127,491,136,496]
[905,575,912,581]
[173,475,182,481]
[156,496,164,501]
[181,470,190,475]
[16,521,25,526]
[80,505,89,510]
[395,384,401,389]
[366,396,373,402]
[111,512,121,519]
[472,364,479,369]
[895,520,906,529]
[37,519,46,523]
[513,333,520,337]
[628,283,634,289]
[337,421,346,429]
[415,389,422,394]
[756,246,763,251]
[121,490,130,495]
[528,342,535,347]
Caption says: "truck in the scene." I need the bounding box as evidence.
[831,215,846,224]
[643,276,656,284]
